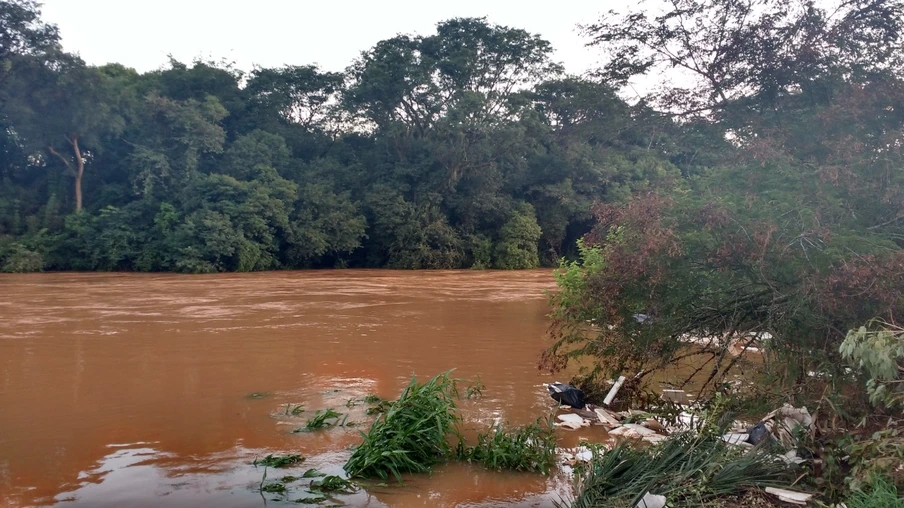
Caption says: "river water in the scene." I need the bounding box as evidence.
[0,270,593,507]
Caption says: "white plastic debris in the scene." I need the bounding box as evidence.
[764,487,813,505]
[661,389,692,405]
[622,424,656,436]
[557,413,586,425]
[555,413,590,430]
[780,450,807,465]
[594,408,621,427]
[609,426,643,439]
[603,375,626,406]
[722,433,750,445]
[760,404,815,448]
[556,413,589,427]
[636,492,667,508]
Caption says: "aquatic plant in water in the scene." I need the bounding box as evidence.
[260,482,287,493]
[254,454,306,468]
[284,403,304,416]
[363,394,383,404]
[458,419,557,474]
[308,475,357,493]
[466,376,485,399]
[301,468,326,478]
[295,408,344,432]
[344,371,460,481]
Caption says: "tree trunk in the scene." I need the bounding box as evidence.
[70,136,84,212]
[47,135,84,212]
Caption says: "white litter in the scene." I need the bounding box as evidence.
[764,487,813,505]
[636,492,667,508]
[722,433,749,445]
[594,408,621,427]
[603,375,627,406]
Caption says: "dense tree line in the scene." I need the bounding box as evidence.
[0,2,687,272]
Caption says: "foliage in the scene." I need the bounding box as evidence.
[0,12,669,272]
[842,322,904,411]
[284,403,304,416]
[296,408,344,431]
[845,475,904,508]
[343,372,460,481]
[0,241,43,272]
[465,376,484,399]
[543,0,904,398]
[844,426,904,491]
[493,203,542,269]
[308,475,356,493]
[254,454,305,468]
[584,0,904,120]
[456,419,556,474]
[259,482,287,494]
[563,433,794,508]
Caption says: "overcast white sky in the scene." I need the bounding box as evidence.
[39,1,615,76]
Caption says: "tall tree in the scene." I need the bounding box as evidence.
[0,0,60,105]
[7,57,124,211]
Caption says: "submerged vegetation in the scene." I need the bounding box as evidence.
[254,454,306,468]
[308,476,356,493]
[457,419,557,474]
[296,408,344,431]
[343,372,558,482]
[284,404,305,416]
[344,372,461,481]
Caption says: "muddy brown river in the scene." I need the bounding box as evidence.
[0,270,594,507]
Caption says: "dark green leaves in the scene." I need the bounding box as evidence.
[254,454,306,468]
[344,372,460,481]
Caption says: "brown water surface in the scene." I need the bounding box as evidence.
[0,270,589,507]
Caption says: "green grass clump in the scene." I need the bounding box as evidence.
[845,476,904,508]
[254,454,306,468]
[295,408,344,432]
[260,482,287,493]
[344,371,460,481]
[363,394,383,404]
[458,419,556,474]
[284,403,304,416]
[465,376,485,399]
[563,433,794,508]
[308,475,357,493]
[293,495,326,504]
[301,468,326,478]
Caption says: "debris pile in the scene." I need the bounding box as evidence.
[547,383,818,506]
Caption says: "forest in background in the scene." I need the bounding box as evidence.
[0,1,692,273]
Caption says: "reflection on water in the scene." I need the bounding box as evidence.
[0,270,579,507]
